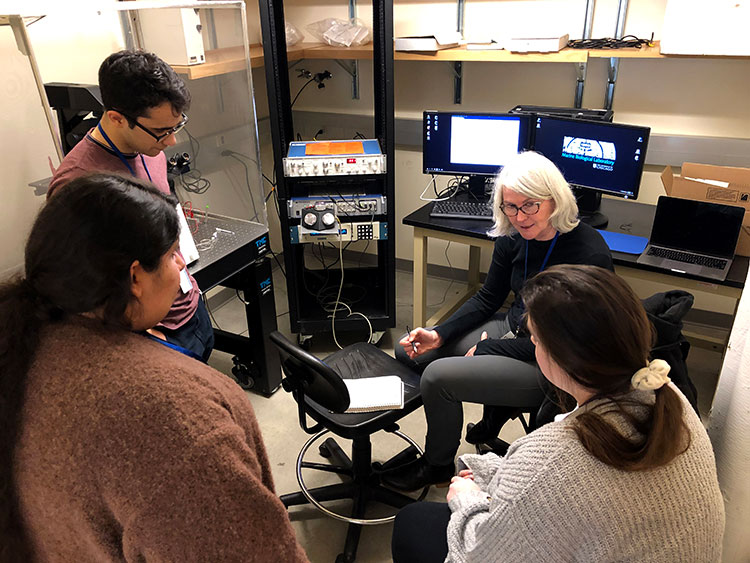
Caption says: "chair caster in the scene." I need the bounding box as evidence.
[231,356,257,390]
[336,553,355,563]
[369,330,385,346]
[297,333,313,350]
[319,443,332,458]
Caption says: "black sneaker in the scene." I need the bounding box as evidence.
[475,437,510,457]
[465,421,500,445]
[380,456,454,492]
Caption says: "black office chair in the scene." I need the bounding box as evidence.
[269,331,427,563]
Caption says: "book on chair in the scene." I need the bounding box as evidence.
[343,376,405,413]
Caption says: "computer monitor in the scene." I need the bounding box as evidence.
[532,115,650,228]
[423,111,532,198]
[509,104,614,122]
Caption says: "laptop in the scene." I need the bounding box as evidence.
[637,196,745,282]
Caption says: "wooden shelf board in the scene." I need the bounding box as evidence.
[588,41,750,60]
[587,41,665,59]
[172,40,750,79]
[305,44,587,63]
[172,43,309,79]
[395,45,587,63]
[303,43,373,60]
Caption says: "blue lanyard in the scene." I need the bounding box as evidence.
[143,332,203,361]
[524,231,560,283]
[97,123,152,182]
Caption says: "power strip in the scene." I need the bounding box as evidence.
[289,221,388,244]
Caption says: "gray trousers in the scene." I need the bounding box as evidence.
[395,314,544,466]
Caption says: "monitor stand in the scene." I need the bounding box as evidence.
[467,176,490,201]
[574,189,608,230]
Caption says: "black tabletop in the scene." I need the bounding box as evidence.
[403,197,748,289]
[188,214,268,290]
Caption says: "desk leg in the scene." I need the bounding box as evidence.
[468,245,481,289]
[413,229,428,327]
[215,257,282,396]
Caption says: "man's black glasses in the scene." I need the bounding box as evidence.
[114,109,188,142]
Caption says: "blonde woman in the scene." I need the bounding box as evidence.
[385,151,612,491]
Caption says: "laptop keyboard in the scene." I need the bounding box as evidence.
[647,247,728,270]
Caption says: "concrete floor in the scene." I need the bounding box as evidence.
[206,264,723,563]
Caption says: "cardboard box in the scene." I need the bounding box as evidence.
[394,32,461,52]
[661,162,750,256]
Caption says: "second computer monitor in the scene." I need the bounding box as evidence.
[532,115,650,200]
[423,111,532,196]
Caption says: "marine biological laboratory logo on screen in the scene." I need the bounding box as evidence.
[562,136,615,171]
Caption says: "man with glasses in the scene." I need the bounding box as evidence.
[49,49,214,362]
[382,152,613,492]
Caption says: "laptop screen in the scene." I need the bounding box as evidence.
[651,196,745,258]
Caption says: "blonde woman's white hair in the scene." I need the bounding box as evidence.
[488,151,579,238]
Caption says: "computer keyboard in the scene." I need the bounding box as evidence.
[430,200,493,220]
[647,247,728,270]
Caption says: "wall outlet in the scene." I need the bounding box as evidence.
[216,134,226,147]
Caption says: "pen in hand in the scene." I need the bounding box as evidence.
[405,325,418,354]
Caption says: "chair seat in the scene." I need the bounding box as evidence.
[303,343,423,438]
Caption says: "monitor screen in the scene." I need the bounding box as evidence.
[531,116,650,199]
[423,111,532,177]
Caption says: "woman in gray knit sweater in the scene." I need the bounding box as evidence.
[392,265,725,562]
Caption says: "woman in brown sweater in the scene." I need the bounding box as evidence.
[1,174,308,562]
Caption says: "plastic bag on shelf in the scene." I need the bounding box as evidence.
[305,18,371,47]
[286,22,304,46]
[260,22,304,46]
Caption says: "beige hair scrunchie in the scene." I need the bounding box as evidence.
[631,359,671,391]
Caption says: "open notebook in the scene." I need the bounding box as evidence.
[343,376,405,413]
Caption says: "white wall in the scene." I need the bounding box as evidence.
[26,7,124,83]
[0,22,60,277]
[708,269,750,562]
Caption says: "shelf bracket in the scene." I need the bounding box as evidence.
[574,61,587,108]
[573,0,595,108]
[449,61,463,104]
[453,0,465,104]
[334,59,360,100]
[603,0,629,110]
[604,57,620,110]
[344,0,360,99]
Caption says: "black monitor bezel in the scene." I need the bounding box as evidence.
[422,110,532,178]
[530,114,651,200]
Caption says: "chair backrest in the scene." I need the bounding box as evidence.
[269,331,350,414]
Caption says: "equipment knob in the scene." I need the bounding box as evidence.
[321,212,336,228]
[303,212,317,228]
